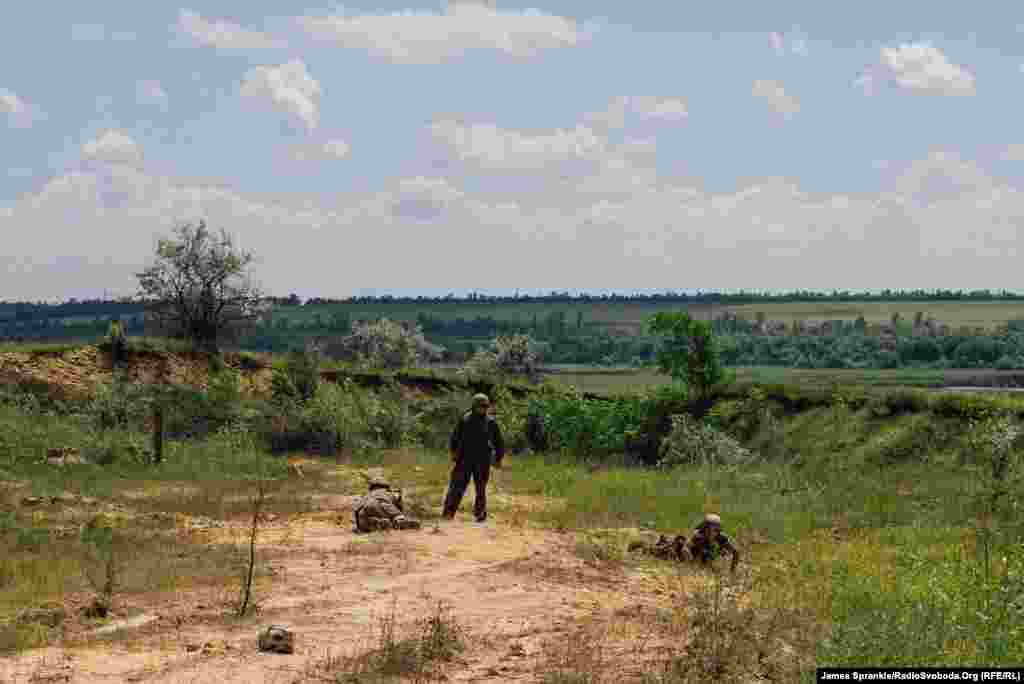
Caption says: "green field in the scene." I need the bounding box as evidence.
[541,366,1024,395]
[286,299,1024,334]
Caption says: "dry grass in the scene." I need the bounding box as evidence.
[297,599,467,683]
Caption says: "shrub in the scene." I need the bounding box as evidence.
[84,369,150,431]
[325,319,441,370]
[271,345,321,404]
[657,413,752,468]
[412,390,470,450]
[462,333,543,383]
[868,388,931,417]
[206,365,242,424]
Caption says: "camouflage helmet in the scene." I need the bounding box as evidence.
[368,476,391,491]
[472,393,490,408]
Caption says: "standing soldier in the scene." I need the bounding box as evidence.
[686,513,741,573]
[108,318,126,365]
[442,394,504,523]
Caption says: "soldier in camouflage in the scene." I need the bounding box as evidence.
[686,514,740,573]
[628,534,688,561]
[353,477,421,533]
[628,514,740,572]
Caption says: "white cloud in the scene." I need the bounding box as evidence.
[584,95,688,130]
[1001,144,1024,162]
[289,138,351,162]
[769,32,784,55]
[240,59,322,130]
[752,79,800,120]
[859,43,975,96]
[0,88,37,128]
[429,119,609,170]
[81,130,142,165]
[136,80,168,107]
[179,9,287,50]
[296,2,591,63]
[4,142,1024,300]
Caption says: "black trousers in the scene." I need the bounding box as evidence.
[442,458,491,519]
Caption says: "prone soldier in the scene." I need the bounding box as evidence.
[353,477,421,533]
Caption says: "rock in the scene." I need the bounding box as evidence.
[258,625,295,654]
[45,447,86,467]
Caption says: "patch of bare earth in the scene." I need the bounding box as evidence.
[0,494,706,684]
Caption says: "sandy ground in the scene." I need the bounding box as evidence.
[0,499,696,684]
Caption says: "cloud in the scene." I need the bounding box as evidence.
[296,2,591,63]
[179,9,287,50]
[288,138,351,162]
[1001,144,1024,162]
[752,79,800,120]
[136,80,168,107]
[81,130,142,165]
[1,88,41,128]
[859,43,975,96]
[4,142,1024,300]
[429,119,609,170]
[584,95,688,130]
[240,59,321,130]
[769,32,784,55]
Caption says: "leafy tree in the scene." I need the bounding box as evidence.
[648,312,733,401]
[135,221,266,353]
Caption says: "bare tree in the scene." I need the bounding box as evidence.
[136,221,267,353]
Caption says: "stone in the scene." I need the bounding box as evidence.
[258,625,295,654]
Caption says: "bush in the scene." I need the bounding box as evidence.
[411,390,470,451]
[271,346,321,404]
[206,365,242,424]
[85,370,150,431]
[462,334,542,383]
[325,319,441,370]
[868,388,931,417]
[657,413,752,467]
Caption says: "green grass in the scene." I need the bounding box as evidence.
[542,366,950,395]
[3,364,1024,674]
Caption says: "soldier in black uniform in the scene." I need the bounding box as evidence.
[442,394,505,523]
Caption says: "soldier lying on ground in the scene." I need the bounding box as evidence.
[629,513,740,572]
[628,534,689,562]
[687,514,740,572]
[353,477,422,533]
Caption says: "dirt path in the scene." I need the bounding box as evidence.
[1,508,687,684]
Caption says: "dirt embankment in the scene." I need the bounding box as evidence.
[0,346,275,402]
[0,345,616,405]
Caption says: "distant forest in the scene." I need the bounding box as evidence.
[4,288,1024,319]
[6,290,1024,369]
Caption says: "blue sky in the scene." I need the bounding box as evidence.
[3,2,1024,301]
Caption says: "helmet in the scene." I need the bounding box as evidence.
[472,393,490,408]
[703,513,722,527]
[368,476,391,490]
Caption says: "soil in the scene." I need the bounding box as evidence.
[0,500,699,684]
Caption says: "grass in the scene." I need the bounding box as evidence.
[3,347,1024,676]
[300,600,466,683]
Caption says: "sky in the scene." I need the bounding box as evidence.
[3,1,1024,302]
